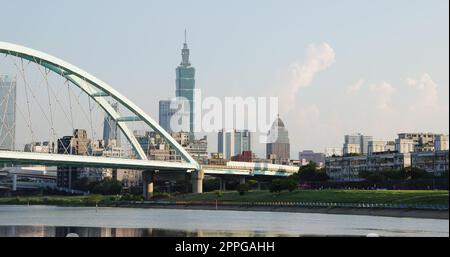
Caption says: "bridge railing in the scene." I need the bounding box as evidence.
[142,200,449,211]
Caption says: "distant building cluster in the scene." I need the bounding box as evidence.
[53,128,140,189]
[134,130,208,165]
[213,115,293,166]
[218,129,252,160]
[298,150,325,167]
[325,133,449,181]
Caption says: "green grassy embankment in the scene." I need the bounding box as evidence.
[171,190,449,205]
[0,190,448,206]
[0,195,114,206]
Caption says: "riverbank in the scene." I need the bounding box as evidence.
[170,190,450,205]
[1,190,448,219]
[126,203,449,220]
[0,200,447,219]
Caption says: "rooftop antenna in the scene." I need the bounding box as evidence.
[184,29,187,44]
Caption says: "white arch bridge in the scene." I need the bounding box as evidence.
[0,42,297,195]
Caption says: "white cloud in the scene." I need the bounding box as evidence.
[406,78,417,86]
[280,43,336,114]
[289,104,345,152]
[298,105,321,124]
[407,73,439,112]
[347,79,364,95]
[370,81,396,111]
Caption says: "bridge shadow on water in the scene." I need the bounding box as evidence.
[0,225,297,237]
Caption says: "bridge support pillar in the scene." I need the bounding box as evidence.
[239,177,246,185]
[219,177,226,191]
[112,168,118,181]
[191,170,204,194]
[142,171,154,200]
[12,174,17,191]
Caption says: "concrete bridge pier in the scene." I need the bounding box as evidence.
[112,168,118,181]
[142,170,155,200]
[191,170,204,194]
[219,177,227,191]
[239,177,246,185]
[12,174,17,191]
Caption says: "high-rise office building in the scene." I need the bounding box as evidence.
[159,100,174,133]
[266,115,290,164]
[0,75,16,151]
[159,98,191,134]
[175,31,196,137]
[159,32,197,136]
[367,141,387,155]
[398,133,442,152]
[435,135,449,151]
[103,102,121,147]
[185,135,209,165]
[343,133,373,155]
[134,130,152,157]
[218,130,252,160]
[56,129,90,188]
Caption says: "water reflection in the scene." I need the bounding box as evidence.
[0,226,292,237]
[0,206,447,237]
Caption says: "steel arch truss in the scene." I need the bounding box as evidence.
[0,41,199,171]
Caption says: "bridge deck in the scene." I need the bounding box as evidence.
[0,152,297,177]
[0,151,196,171]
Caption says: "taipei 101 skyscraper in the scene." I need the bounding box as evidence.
[175,30,196,139]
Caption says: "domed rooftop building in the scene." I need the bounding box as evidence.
[274,117,285,128]
[266,115,290,164]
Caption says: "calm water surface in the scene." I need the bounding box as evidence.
[0,205,448,237]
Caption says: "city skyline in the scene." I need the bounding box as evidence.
[0,1,448,241]
[0,0,448,158]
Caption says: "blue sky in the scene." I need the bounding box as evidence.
[1,0,449,157]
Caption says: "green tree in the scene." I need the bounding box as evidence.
[237,183,250,196]
[358,170,373,180]
[297,162,329,182]
[284,179,298,192]
[380,169,403,180]
[269,179,298,193]
[269,179,285,194]
[247,180,258,189]
[298,162,318,181]
[91,179,122,195]
[214,190,223,199]
[366,173,384,183]
[315,169,330,181]
[72,177,90,191]
[409,167,434,180]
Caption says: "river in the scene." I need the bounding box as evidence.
[0,205,448,237]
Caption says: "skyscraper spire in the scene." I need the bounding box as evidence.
[181,30,191,66]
